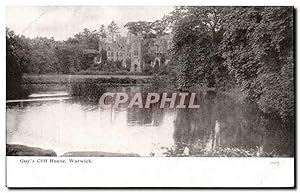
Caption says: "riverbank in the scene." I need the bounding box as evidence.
[7,144,57,156]
[6,144,283,157]
[6,144,140,157]
[23,74,153,85]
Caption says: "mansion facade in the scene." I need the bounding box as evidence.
[95,32,172,72]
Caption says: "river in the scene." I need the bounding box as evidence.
[6,83,294,157]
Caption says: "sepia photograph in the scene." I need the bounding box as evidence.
[5,4,295,188]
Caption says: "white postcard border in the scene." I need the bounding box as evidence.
[6,157,294,188]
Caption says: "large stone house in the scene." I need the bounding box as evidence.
[97,32,172,72]
[152,34,173,67]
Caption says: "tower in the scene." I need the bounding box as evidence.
[130,34,143,72]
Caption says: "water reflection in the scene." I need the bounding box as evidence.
[6,83,294,157]
[172,92,294,156]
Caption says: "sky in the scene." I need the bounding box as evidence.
[6,6,174,40]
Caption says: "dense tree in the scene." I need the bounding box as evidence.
[99,49,107,65]
[26,37,59,74]
[107,21,119,42]
[172,7,227,89]
[171,6,293,121]
[221,7,293,120]
[99,25,107,41]
[6,28,31,99]
[54,44,88,74]
[66,28,101,49]
[124,21,154,37]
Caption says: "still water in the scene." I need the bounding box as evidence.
[6,83,294,157]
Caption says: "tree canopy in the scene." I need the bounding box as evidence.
[171,6,294,121]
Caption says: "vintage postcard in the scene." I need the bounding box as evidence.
[5,5,295,188]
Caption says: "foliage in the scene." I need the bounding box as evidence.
[6,28,31,99]
[54,44,88,74]
[220,7,293,120]
[107,20,119,42]
[65,28,101,50]
[98,25,107,41]
[26,37,59,74]
[143,63,153,74]
[172,7,227,89]
[171,6,294,121]
[162,144,278,157]
[100,49,107,65]
[14,24,112,75]
[124,21,154,37]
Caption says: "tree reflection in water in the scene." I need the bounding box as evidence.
[170,90,294,157]
[7,83,294,157]
[69,83,294,156]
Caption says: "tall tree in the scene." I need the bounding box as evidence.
[107,21,119,42]
[98,24,107,42]
[6,28,31,99]
[54,44,87,74]
[27,37,59,74]
[66,28,100,49]
[221,7,294,120]
[124,21,154,37]
[172,7,227,89]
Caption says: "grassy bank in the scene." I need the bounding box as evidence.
[7,144,57,156]
[6,144,140,157]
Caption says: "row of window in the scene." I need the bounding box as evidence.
[155,46,165,53]
[107,51,124,58]
[107,50,139,58]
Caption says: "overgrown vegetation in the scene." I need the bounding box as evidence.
[168,6,294,122]
[162,144,278,157]
[6,28,29,99]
